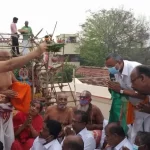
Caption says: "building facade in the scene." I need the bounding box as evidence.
[56,34,80,66]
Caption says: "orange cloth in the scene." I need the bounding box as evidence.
[11,82,31,113]
[126,96,149,124]
[126,102,134,124]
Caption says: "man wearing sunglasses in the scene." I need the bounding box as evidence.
[105,53,150,144]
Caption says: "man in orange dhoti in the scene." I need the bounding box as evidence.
[0,51,19,150]
[0,43,47,149]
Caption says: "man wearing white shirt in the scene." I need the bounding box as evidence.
[71,110,96,150]
[105,122,133,150]
[31,119,62,150]
[105,53,150,143]
[10,17,20,56]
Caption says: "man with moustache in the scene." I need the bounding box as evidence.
[0,43,47,150]
[0,50,18,150]
[19,21,34,55]
[75,90,104,147]
[44,92,73,140]
[130,65,150,131]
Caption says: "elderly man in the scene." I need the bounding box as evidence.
[62,135,84,150]
[75,90,104,147]
[131,65,150,131]
[44,92,73,139]
[105,122,133,150]
[75,90,104,130]
[0,44,46,150]
[131,65,150,95]
[105,53,150,143]
[19,21,34,55]
[0,51,18,150]
[0,43,47,73]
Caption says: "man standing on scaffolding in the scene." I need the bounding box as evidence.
[10,17,20,56]
[19,21,34,55]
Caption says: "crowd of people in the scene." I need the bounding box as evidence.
[0,17,150,150]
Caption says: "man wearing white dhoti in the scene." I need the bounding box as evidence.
[19,21,33,55]
[0,103,14,150]
[0,51,18,150]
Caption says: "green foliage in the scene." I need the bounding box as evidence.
[79,7,150,66]
[56,63,84,83]
[47,43,64,53]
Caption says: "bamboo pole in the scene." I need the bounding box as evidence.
[73,68,76,99]
[45,22,58,99]
[31,61,35,99]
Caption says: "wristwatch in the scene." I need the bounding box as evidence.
[120,90,124,94]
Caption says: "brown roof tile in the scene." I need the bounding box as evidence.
[76,66,109,87]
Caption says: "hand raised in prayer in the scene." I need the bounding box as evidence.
[1,90,17,98]
[64,126,76,136]
[58,130,64,138]
[0,94,6,103]
[24,115,32,127]
[136,103,150,114]
[108,81,122,93]
[122,146,129,150]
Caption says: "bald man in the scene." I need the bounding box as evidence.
[0,43,47,150]
[62,135,84,150]
[44,92,73,140]
[74,90,104,147]
[105,122,133,150]
[75,90,104,130]
[0,52,17,150]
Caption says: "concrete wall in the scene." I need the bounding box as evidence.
[58,43,79,55]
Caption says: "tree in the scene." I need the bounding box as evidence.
[56,63,83,83]
[79,7,150,66]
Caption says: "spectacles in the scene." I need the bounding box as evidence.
[131,76,141,83]
[79,96,88,99]
[58,98,67,101]
[72,119,82,124]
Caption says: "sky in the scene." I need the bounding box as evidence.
[1,0,150,39]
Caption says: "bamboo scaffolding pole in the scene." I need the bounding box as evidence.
[73,68,76,99]
[0,45,37,48]
[45,22,57,98]
[78,77,109,79]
